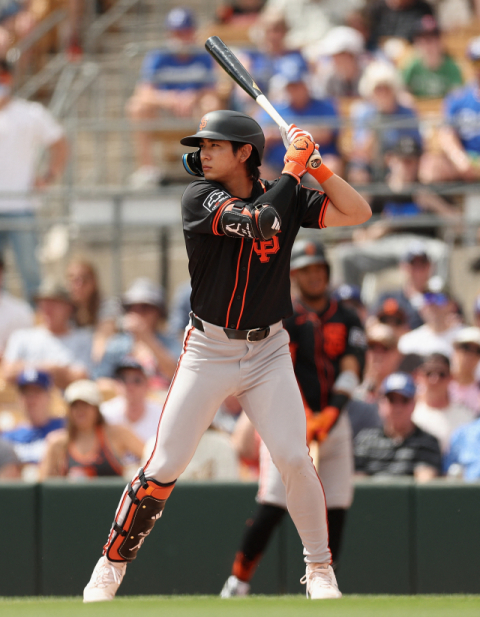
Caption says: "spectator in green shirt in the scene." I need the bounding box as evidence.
[402,16,463,99]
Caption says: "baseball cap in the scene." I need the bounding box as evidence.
[275,56,309,86]
[411,15,440,41]
[123,278,165,312]
[34,279,73,304]
[319,26,364,56]
[366,323,397,349]
[332,284,363,304]
[453,327,480,348]
[17,368,52,390]
[377,298,408,325]
[392,136,422,157]
[381,372,416,399]
[64,380,101,407]
[290,239,329,271]
[165,7,195,31]
[114,357,146,378]
[467,36,480,61]
[401,240,430,264]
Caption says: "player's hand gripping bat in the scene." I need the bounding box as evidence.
[205,35,322,170]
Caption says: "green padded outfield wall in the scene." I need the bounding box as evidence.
[2,479,480,596]
[0,483,37,596]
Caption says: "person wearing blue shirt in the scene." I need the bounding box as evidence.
[2,369,64,468]
[126,7,220,188]
[421,35,480,183]
[258,57,342,179]
[444,418,480,481]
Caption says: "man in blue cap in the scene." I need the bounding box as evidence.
[126,7,220,188]
[258,56,342,179]
[354,372,441,481]
[1,369,64,477]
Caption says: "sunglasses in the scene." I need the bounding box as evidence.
[423,292,448,306]
[385,393,411,404]
[378,315,405,327]
[118,376,145,385]
[456,343,480,355]
[368,343,393,352]
[424,370,449,379]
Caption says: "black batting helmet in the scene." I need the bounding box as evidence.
[180,110,265,164]
[290,239,330,279]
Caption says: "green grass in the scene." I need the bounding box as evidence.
[1,595,480,617]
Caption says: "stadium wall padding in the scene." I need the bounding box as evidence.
[0,479,479,596]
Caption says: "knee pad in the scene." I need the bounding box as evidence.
[105,469,176,563]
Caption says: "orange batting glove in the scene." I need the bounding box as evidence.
[282,135,316,183]
[306,406,341,444]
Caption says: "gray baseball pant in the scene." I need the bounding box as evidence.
[110,318,331,564]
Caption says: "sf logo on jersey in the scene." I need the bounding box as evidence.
[254,236,280,263]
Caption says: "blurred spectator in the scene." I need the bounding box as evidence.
[366,0,435,52]
[264,0,363,49]
[309,26,366,98]
[65,257,121,362]
[167,280,192,341]
[372,297,411,339]
[39,379,143,479]
[0,59,67,301]
[373,241,433,330]
[332,283,367,324]
[412,353,474,452]
[402,16,463,99]
[93,278,181,391]
[0,437,21,479]
[422,36,480,183]
[126,7,220,188]
[397,279,464,359]
[100,358,162,443]
[354,372,442,480]
[444,416,480,481]
[0,253,33,357]
[474,295,480,329]
[349,61,422,183]
[216,0,266,25]
[2,280,93,389]
[449,328,480,416]
[356,136,458,240]
[355,322,402,403]
[1,369,63,477]
[234,11,308,110]
[259,57,342,179]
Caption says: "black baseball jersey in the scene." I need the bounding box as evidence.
[354,425,442,477]
[285,298,366,412]
[181,177,330,330]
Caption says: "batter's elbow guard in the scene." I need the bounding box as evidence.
[182,149,204,177]
[104,469,176,563]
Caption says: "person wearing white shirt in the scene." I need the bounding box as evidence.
[0,255,33,355]
[0,60,68,301]
[412,353,475,452]
[398,285,464,360]
[100,358,163,443]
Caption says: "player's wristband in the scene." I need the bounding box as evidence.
[310,164,334,185]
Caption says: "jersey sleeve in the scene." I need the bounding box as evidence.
[297,185,330,230]
[181,181,239,235]
[141,51,163,83]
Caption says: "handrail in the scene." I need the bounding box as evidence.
[84,0,144,53]
[6,8,67,63]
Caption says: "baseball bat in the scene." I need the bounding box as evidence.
[205,35,322,169]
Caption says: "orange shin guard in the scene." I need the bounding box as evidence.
[105,469,176,562]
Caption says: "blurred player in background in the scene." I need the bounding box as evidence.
[221,240,366,596]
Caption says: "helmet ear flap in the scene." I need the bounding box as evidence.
[182,149,204,177]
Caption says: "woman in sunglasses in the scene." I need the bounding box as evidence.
[412,353,475,453]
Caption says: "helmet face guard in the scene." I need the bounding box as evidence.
[180,110,265,173]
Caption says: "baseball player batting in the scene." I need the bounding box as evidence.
[83,111,371,602]
[221,240,366,597]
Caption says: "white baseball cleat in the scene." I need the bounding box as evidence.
[220,575,251,598]
[300,563,342,599]
[83,556,127,602]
